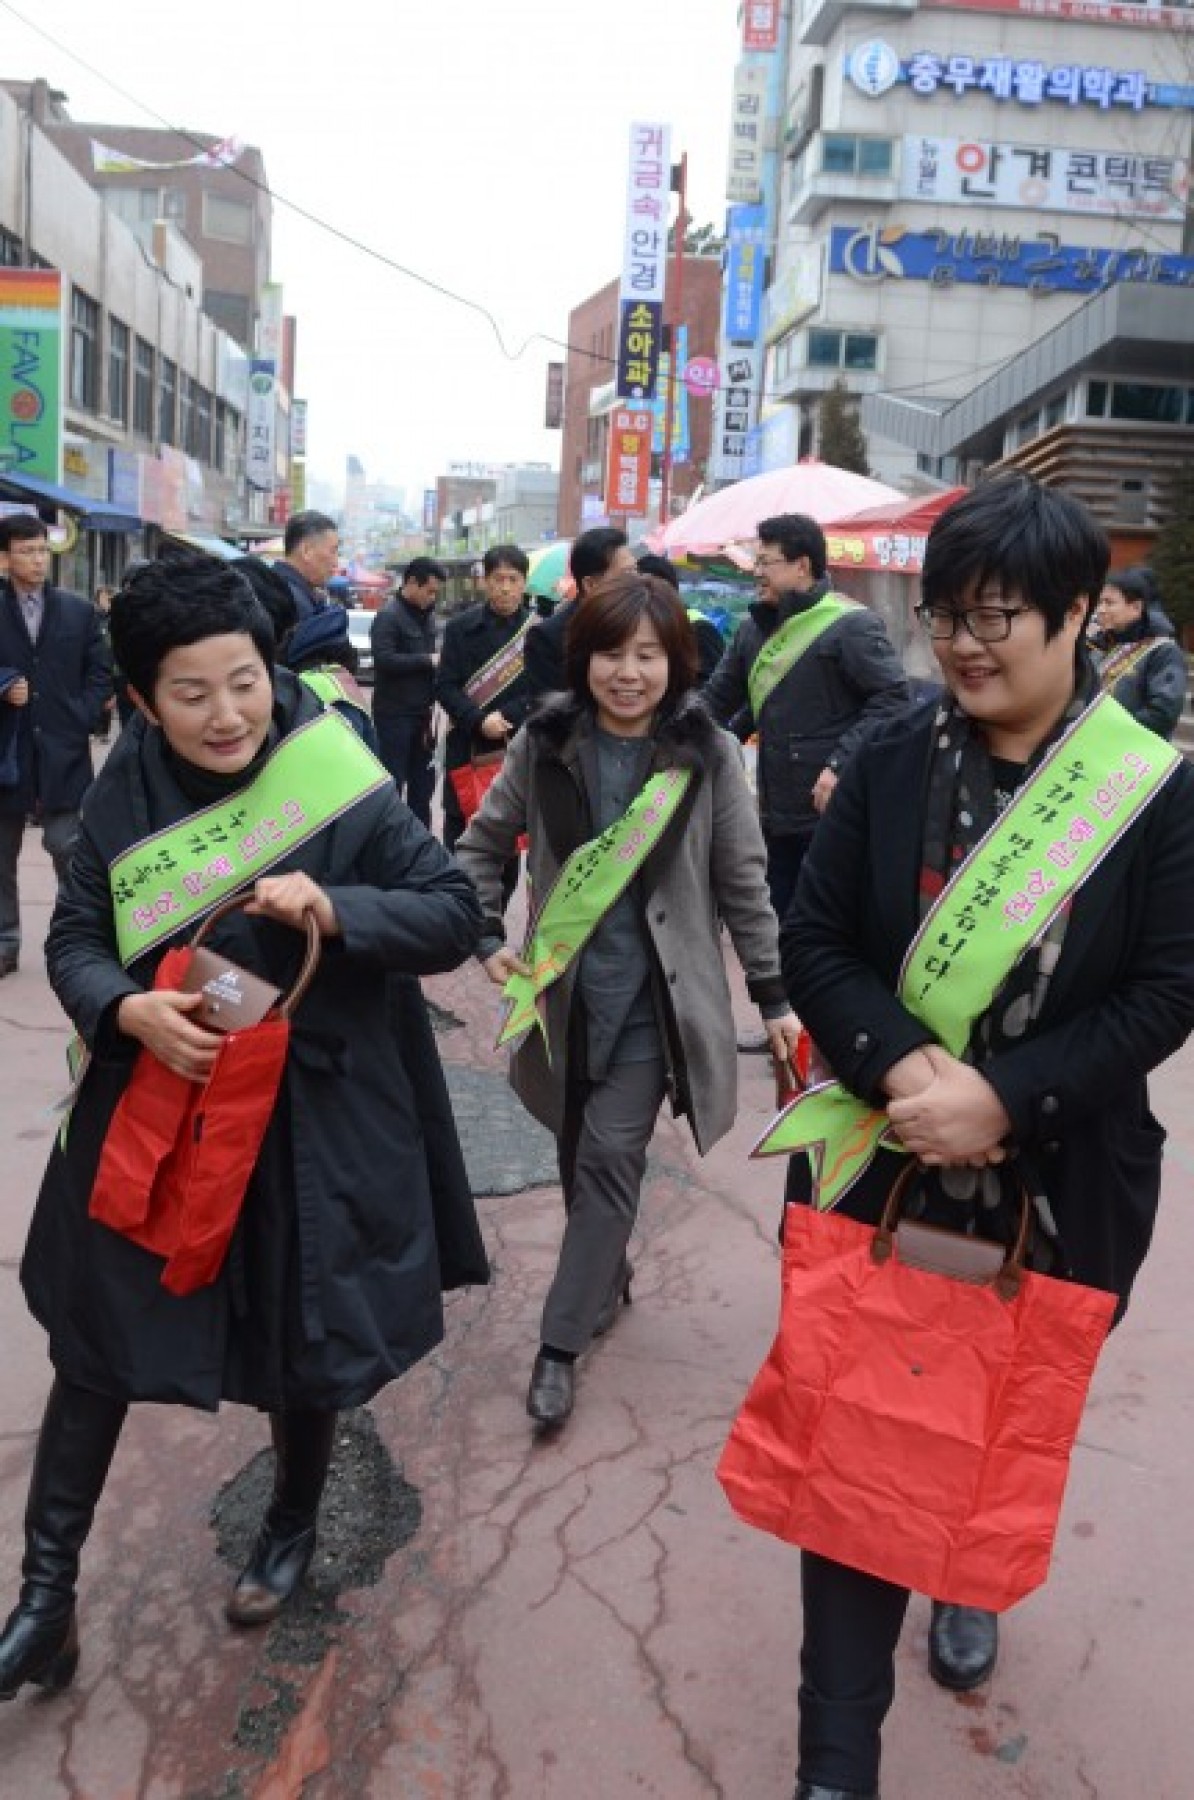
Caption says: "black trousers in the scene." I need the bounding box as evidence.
[374,712,435,828]
[765,829,815,930]
[797,1551,910,1793]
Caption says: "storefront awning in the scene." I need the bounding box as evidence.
[0,470,142,533]
[160,530,242,561]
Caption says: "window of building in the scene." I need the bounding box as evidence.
[807,329,879,372]
[1086,380,1108,417]
[133,337,154,436]
[161,188,186,221]
[179,374,196,455]
[214,402,240,476]
[108,317,130,426]
[820,135,893,178]
[1108,383,1185,425]
[159,357,177,445]
[1042,392,1067,431]
[194,386,213,464]
[0,227,23,266]
[202,193,252,245]
[69,287,100,411]
[203,288,252,346]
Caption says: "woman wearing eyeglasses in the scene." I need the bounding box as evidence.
[771,476,1194,1800]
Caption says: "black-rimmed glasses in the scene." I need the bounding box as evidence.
[915,602,1031,643]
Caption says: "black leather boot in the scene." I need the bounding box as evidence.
[0,1378,127,1701]
[225,1409,337,1628]
[928,1601,999,1691]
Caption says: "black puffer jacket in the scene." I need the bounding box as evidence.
[703,580,909,836]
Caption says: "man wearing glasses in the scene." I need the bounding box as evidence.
[703,512,908,942]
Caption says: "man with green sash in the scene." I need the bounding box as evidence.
[760,476,1194,1800]
[702,511,908,947]
[435,542,536,859]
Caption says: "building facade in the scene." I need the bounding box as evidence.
[733,0,1194,526]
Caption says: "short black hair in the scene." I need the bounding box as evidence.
[922,475,1109,639]
[1103,569,1151,610]
[570,527,628,588]
[403,556,446,586]
[283,510,338,555]
[0,512,49,549]
[110,555,275,700]
[636,553,681,592]
[482,543,529,577]
[756,514,828,580]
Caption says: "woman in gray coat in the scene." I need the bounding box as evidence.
[456,574,798,1428]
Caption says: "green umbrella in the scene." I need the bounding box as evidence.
[526,539,573,602]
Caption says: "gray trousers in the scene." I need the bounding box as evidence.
[0,810,78,957]
[540,1057,667,1355]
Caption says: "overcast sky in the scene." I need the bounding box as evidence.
[6,0,740,506]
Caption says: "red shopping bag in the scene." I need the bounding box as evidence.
[717,1173,1116,1612]
[90,894,319,1295]
[449,751,528,850]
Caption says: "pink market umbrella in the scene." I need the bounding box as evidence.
[658,461,904,563]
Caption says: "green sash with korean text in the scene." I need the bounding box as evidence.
[109,711,389,966]
[747,593,861,719]
[753,695,1181,1208]
[466,617,533,711]
[497,765,693,1051]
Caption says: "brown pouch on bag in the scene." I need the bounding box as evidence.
[893,1219,1009,1285]
[180,948,284,1033]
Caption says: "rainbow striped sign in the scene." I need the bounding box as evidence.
[0,269,63,481]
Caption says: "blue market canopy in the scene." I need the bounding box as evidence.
[0,470,142,533]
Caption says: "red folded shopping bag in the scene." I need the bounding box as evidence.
[717,1172,1116,1612]
[449,751,528,851]
[90,894,319,1295]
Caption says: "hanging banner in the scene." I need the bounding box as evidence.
[544,360,564,429]
[0,269,62,481]
[830,222,1194,293]
[616,121,672,403]
[246,361,276,492]
[604,407,652,517]
[710,345,762,483]
[652,327,690,461]
[90,135,244,174]
[727,62,768,203]
[725,204,768,344]
[901,136,1188,222]
[743,0,781,51]
[290,398,308,457]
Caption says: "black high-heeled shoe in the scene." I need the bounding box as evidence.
[0,1604,79,1700]
[593,1259,634,1338]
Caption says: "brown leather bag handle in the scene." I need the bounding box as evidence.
[190,890,321,1020]
[871,1160,1032,1302]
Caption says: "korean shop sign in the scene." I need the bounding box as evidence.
[831,222,1194,293]
[845,39,1194,111]
[604,407,652,517]
[616,121,671,403]
[901,136,1188,223]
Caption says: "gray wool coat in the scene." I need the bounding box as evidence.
[454,694,787,1154]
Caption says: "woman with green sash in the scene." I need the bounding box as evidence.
[0,556,487,1701]
[772,478,1194,1800]
[455,572,799,1429]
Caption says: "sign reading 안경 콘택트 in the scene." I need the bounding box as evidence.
[902,136,1188,222]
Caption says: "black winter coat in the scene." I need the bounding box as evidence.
[22,674,488,1411]
[523,600,573,702]
[782,699,1194,1312]
[703,581,909,837]
[371,596,437,718]
[1097,626,1187,741]
[0,582,111,816]
[434,601,535,774]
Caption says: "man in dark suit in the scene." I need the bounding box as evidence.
[0,514,110,975]
[523,527,636,701]
[371,556,446,826]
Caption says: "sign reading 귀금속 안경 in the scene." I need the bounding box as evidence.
[845,40,1194,111]
[901,136,1188,221]
[615,121,671,404]
[830,222,1194,293]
